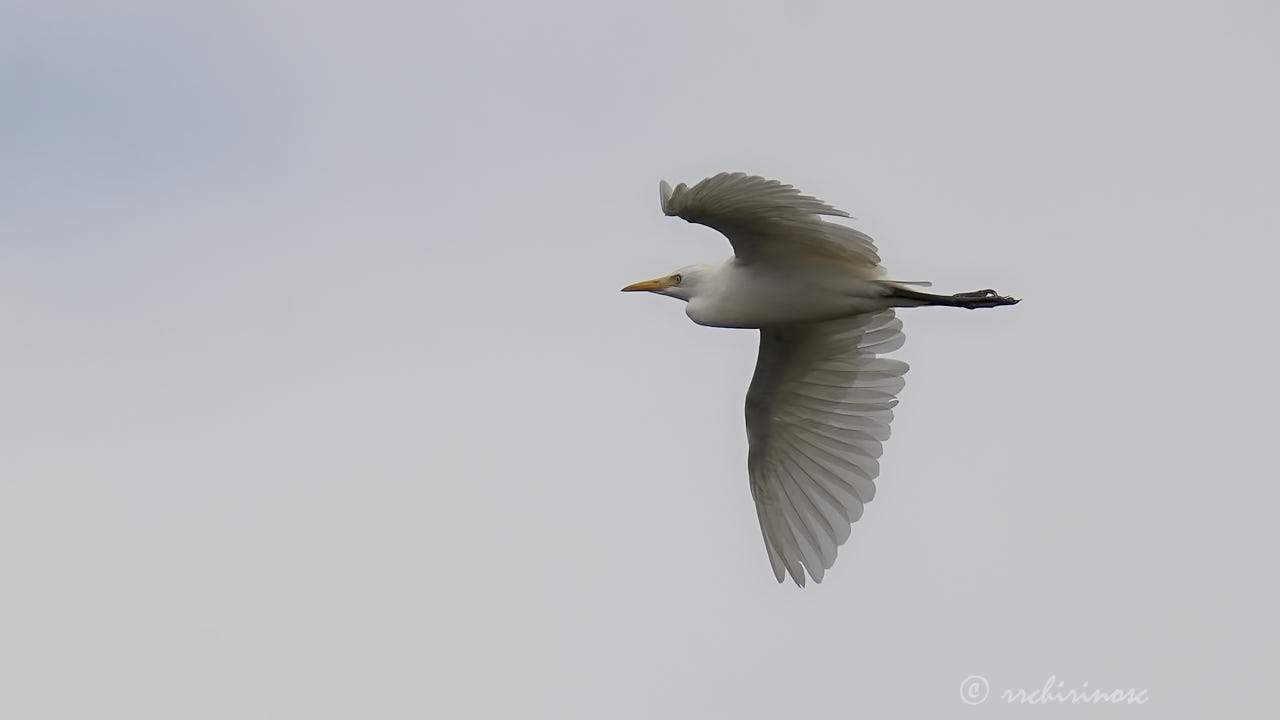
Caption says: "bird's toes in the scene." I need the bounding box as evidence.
[954,289,999,300]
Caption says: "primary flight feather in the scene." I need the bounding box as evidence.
[624,172,1019,587]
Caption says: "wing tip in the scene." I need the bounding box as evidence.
[657,179,692,217]
[658,180,675,215]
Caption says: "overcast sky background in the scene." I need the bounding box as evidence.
[3,1,1278,717]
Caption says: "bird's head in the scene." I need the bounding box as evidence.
[621,264,711,302]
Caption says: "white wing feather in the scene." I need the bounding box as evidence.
[660,172,881,266]
[745,310,907,586]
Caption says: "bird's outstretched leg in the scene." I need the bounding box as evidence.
[949,288,1020,308]
[887,285,1021,309]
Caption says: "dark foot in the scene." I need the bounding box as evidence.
[952,289,1020,309]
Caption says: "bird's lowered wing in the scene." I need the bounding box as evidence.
[744,310,907,586]
[659,172,881,266]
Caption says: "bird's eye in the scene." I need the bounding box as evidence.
[672,273,683,284]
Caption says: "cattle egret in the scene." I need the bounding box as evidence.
[623,172,1018,586]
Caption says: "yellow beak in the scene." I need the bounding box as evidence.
[621,275,677,292]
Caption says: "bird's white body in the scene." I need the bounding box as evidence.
[683,257,894,329]
[623,172,1017,587]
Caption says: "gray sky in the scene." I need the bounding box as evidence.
[3,1,1278,717]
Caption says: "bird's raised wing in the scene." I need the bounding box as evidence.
[745,310,907,586]
[660,172,881,266]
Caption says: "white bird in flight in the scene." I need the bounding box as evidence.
[623,172,1018,587]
